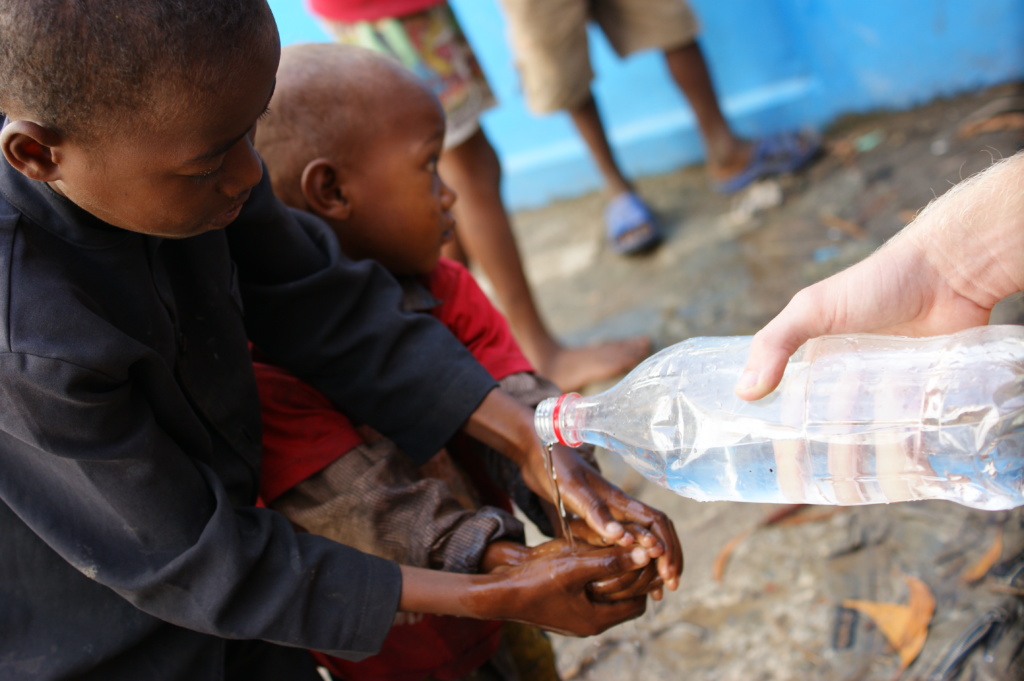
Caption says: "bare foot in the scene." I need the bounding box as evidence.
[533,336,652,393]
[708,132,821,193]
[706,141,753,184]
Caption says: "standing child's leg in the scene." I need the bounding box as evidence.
[662,41,751,185]
[565,92,662,255]
[500,0,664,256]
[320,4,651,391]
[595,0,820,195]
[439,128,651,391]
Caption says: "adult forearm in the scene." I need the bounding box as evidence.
[902,150,1024,307]
[737,151,1024,402]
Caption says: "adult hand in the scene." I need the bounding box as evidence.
[736,151,1024,402]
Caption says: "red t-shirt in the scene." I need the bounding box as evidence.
[308,0,445,22]
[254,259,532,681]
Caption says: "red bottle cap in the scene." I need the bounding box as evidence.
[552,392,582,447]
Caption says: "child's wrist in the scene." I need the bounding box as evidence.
[462,571,515,621]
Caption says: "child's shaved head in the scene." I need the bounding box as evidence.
[255,42,454,276]
[256,43,428,209]
[0,0,278,141]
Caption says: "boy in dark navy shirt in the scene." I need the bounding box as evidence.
[0,2,680,680]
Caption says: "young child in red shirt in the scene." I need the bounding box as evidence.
[303,0,653,393]
[253,43,675,681]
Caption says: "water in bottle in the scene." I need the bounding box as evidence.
[535,326,1024,510]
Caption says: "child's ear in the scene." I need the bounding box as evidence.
[0,120,63,182]
[301,158,353,221]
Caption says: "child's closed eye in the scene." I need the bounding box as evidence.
[190,165,222,185]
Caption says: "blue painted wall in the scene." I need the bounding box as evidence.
[268,0,1024,209]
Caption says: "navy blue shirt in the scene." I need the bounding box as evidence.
[0,149,497,680]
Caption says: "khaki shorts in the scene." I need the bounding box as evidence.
[322,4,497,149]
[499,0,700,113]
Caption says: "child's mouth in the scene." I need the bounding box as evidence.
[210,197,248,229]
[441,214,456,242]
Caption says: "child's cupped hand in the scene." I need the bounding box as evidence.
[486,522,667,603]
[525,444,682,593]
[562,520,666,602]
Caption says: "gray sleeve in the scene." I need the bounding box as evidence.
[271,437,525,574]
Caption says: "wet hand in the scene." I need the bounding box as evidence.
[565,520,666,601]
[523,445,682,593]
[493,542,653,636]
[589,561,663,603]
[483,536,667,610]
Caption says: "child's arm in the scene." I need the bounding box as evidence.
[424,263,680,588]
[468,370,603,538]
[397,545,654,637]
[260,376,664,611]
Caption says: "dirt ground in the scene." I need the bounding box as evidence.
[504,82,1024,680]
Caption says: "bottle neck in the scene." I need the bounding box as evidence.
[534,393,583,447]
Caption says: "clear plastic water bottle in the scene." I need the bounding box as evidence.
[535,326,1024,510]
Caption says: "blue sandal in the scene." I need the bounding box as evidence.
[714,131,821,195]
[604,192,663,255]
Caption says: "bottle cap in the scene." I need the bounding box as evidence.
[552,392,583,447]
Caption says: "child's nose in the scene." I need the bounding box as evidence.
[440,177,457,209]
[218,136,263,198]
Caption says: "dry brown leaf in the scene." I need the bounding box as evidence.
[956,95,1024,138]
[713,505,807,581]
[958,112,1024,138]
[843,576,935,674]
[774,508,841,527]
[820,212,867,239]
[960,526,1003,584]
[758,504,806,526]
[829,138,856,163]
[712,529,751,582]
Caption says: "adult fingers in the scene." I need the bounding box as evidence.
[735,287,833,401]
